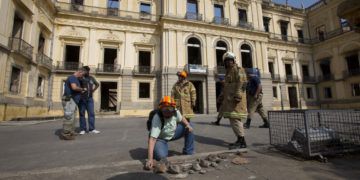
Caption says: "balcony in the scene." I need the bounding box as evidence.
[56,61,83,71]
[185,12,203,21]
[238,21,254,30]
[214,66,226,75]
[8,37,33,59]
[311,27,353,44]
[268,33,311,44]
[55,2,159,22]
[271,74,280,82]
[133,66,156,76]
[212,17,229,25]
[185,64,208,75]
[36,53,53,70]
[302,76,316,83]
[343,69,360,78]
[318,74,334,82]
[96,64,121,74]
[285,75,299,83]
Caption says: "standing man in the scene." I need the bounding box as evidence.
[79,66,100,135]
[244,68,269,129]
[171,71,196,121]
[61,68,86,140]
[219,52,248,149]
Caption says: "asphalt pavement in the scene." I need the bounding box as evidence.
[0,114,359,180]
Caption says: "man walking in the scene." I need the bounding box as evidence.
[79,66,100,135]
[219,52,248,149]
[244,68,269,129]
[61,68,86,140]
[171,71,196,121]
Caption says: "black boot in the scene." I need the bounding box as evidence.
[229,136,241,146]
[211,117,221,126]
[259,119,269,128]
[229,136,247,150]
[244,118,251,129]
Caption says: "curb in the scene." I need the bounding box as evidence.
[0,149,248,178]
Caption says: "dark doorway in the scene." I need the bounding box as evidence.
[288,87,298,108]
[187,38,201,65]
[103,48,117,72]
[215,81,223,111]
[65,45,80,70]
[100,82,118,112]
[241,44,253,68]
[216,41,227,66]
[191,81,203,114]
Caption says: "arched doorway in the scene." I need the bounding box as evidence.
[241,44,253,68]
[187,37,202,65]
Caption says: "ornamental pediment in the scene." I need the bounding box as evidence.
[234,0,250,8]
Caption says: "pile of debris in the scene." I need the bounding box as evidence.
[145,151,249,179]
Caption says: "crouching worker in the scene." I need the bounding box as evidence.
[145,96,194,169]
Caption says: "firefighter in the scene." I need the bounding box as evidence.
[244,68,269,129]
[171,71,196,121]
[219,52,248,149]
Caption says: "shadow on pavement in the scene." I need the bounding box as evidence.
[129,148,182,160]
[194,121,231,128]
[194,134,229,148]
[107,172,168,180]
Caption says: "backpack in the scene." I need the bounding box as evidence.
[146,109,165,131]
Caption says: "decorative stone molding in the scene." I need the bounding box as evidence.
[234,0,250,9]
[268,49,277,58]
[59,35,86,46]
[211,0,227,5]
[133,42,155,53]
[98,39,123,49]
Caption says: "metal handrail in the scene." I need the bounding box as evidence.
[185,12,203,21]
[286,75,299,82]
[271,74,281,81]
[133,66,155,74]
[55,1,159,22]
[8,37,33,59]
[56,61,83,71]
[212,17,229,25]
[36,52,53,69]
[318,74,334,82]
[238,21,254,30]
[97,63,121,73]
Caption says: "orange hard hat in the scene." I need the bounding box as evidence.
[159,96,176,108]
[177,71,187,78]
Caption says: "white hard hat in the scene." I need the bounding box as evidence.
[222,52,236,61]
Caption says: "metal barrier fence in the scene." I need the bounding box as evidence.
[269,110,360,160]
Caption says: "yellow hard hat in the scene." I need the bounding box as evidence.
[177,71,187,78]
[159,96,176,108]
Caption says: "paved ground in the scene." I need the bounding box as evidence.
[0,115,359,180]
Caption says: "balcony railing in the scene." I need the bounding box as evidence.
[185,64,208,75]
[212,17,229,25]
[271,74,280,82]
[343,69,360,78]
[302,76,316,83]
[214,66,226,75]
[8,37,33,59]
[133,66,155,76]
[96,63,121,74]
[36,53,53,70]
[268,33,311,44]
[56,61,83,71]
[55,2,159,22]
[318,74,334,82]
[185,12,203,21]
[286,75,299,82]
[312,27,353,44]
[238,21,254,30]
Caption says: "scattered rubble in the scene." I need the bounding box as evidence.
[200,159,211,168]
[231,156,249,165]
[199,169,207,174]
[192,162,202,171]
[168,165,181,174]
[172,173,188,179]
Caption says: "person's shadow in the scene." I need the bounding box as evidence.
[107,172,168,180]
[194,134,229,148]
[193,121,231,128]
[129,148,182,161]
[54,128,81,139]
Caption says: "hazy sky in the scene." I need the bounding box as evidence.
[272,0,321,8]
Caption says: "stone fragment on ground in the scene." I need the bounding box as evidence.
[168,165,181,174]
[192,162,202,171]
[154,162,167,173]
[199,169,207,174]
[172,173,188,179]
[200,159,211,168]
[231,156,249,165]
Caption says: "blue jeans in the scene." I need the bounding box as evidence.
[79,97,95,131]
[153,123,194,161]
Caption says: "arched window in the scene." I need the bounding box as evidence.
[241,44,252,68]
[187,37,202,65]
[215,41,227,66]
